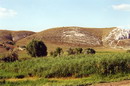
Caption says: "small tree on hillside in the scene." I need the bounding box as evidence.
[1,51,18,62]
[56,47,63,56]
[86,48,96,54]
[75,48,83,54]
[26,40,47,57]
[126,50,130,53]
[67,48,75,55]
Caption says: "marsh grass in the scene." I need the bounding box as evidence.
[0,52,130,85]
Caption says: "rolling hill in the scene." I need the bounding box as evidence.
[0,30,35,52]
[16,27,115,51]
[1,26,130,53]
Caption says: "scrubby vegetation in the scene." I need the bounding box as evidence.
[126,50,130,53]
[0,52,130,85]
[85,48,96,54]
[0,53,130,78]
[50,47,63,57]
[26,40,47,57]
[0,39,129,85]
[1,51,18,62]
[67,48,83,55]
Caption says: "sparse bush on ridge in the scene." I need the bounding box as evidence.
[75,48,83,54]
[1,51,18,62]
[50,47,63,57]
[85,48,96,54]
[55,47,63,56]
[50,51,58,57]
[126,50,130,53]
[67,48,75,55]
[26,39,47,57]
[67,48,83,55]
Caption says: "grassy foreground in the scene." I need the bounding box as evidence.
[0,52,130,86]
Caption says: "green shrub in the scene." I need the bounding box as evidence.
[50,47,63,57]
[1,51,18,62]
[16,75,25,79]
[97,58,128,75]
[126,50,130,53]
[85,48,96,54]
[50,51,58,57]
[55,47,63,56]
[26,40,47,57]
[75,48,83,54]
[67,48,75,55]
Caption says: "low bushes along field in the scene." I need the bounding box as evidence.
[0,53,130,79]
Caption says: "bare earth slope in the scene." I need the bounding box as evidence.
[0,30,35,42]
[16,27,115,51]
[2,26,130,52]
[0,30,35,52]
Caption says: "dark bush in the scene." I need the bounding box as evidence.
[16,75,25,79]
[126,50,130,53]
[5,46,11,51]
[6,41,15,45]
[67,48,75,55]
[1,51,18,62]
[50,51,58,57]
[26,40,47,57]
[75,48,83,54]
[85,48,96,54]
[55,47,63,56]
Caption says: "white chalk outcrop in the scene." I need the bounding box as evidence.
[103,28,130,49]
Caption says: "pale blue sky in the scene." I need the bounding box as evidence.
[0,0,130,32]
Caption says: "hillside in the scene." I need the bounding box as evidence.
[16,27,115,51]
[0,30,35,52]
[1,27,130,52]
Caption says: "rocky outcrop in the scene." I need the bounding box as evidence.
[61,27,102,46]
[103,28,130,49]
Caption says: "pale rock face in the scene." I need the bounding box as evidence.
[103,28,130,49]
[61,27,101,46]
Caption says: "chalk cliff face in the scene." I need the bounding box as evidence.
[61,27,102,46]
[103,28,130,49]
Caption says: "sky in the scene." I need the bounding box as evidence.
[0,0,130,32]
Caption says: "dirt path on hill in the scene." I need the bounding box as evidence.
[91,80,130,86]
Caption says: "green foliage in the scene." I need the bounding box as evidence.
[0,53,130,79]
[1,52,130,86]
[55,47,63,56]
[26,40,47,57]
[49,51,58,57]
[15,75,25,79]
[126,50,130,53]
[75,48,83,54]
[1,51,18,62]
[67,48,75,55]
[49,47,63,57]
[67,48,83,55]
[86,48,96,54]
[97,58,128,75]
